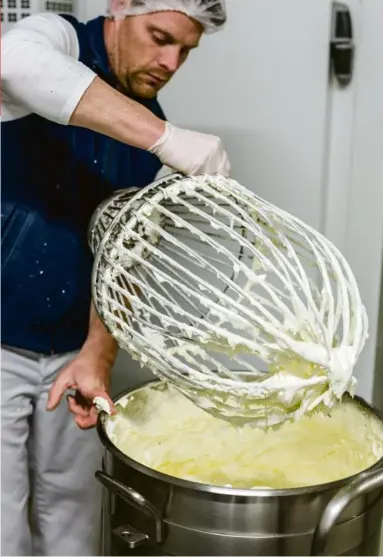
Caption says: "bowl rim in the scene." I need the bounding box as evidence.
[97,379,383,498]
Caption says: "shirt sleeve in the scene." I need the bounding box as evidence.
[1,13,97,125]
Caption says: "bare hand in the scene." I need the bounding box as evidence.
[46,351,116,429]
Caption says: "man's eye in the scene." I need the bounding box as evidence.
[153,34,167,45]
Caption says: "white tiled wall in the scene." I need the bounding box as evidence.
[2,0,35,31]
[1,0,75,32]
[76,0,106,21]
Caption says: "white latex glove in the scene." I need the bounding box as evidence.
[148,122,231,177]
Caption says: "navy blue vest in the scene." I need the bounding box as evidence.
[1,15,165,354]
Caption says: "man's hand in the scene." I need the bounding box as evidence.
[47,349,116,429]
[149,122,231,177]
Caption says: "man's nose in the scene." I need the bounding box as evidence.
[159,47,181,73]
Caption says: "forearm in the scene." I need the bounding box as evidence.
[70,76,165,150]
[82,302,118,369]
[2,14,165,150]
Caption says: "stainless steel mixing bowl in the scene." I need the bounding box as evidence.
[96,380,383,556]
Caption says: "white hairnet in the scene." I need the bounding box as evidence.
[108,0,226,33]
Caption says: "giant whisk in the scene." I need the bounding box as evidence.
[88,173,368,427]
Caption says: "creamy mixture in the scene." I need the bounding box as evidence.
[107,383,383,490]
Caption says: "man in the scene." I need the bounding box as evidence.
[1,0,229,554]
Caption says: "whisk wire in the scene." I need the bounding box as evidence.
[90,174,368,426]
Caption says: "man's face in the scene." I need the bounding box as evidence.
[104,11,203,99]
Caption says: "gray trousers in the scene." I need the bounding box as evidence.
[1,346,103,556]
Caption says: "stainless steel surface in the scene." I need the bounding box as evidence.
[96,471,164,544]
[112,524,148,550]
[312,468,383,555]
[97,380,383,556]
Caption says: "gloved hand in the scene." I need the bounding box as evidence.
[148,122,231,177]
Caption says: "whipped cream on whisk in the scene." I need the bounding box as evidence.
[92,174,368,426]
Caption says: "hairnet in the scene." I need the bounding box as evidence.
[108,0,227,33]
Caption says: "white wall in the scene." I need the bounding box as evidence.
[159,0,333,231]
[77,0,107,21]
[342,0,383,402]
[374,261,383,408]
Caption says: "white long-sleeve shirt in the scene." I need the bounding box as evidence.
[1,12,97,124]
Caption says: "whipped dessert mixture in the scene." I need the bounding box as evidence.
[107,383,383,490]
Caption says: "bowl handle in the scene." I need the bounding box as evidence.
[311,467,383,556]
[96,470,164,545]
